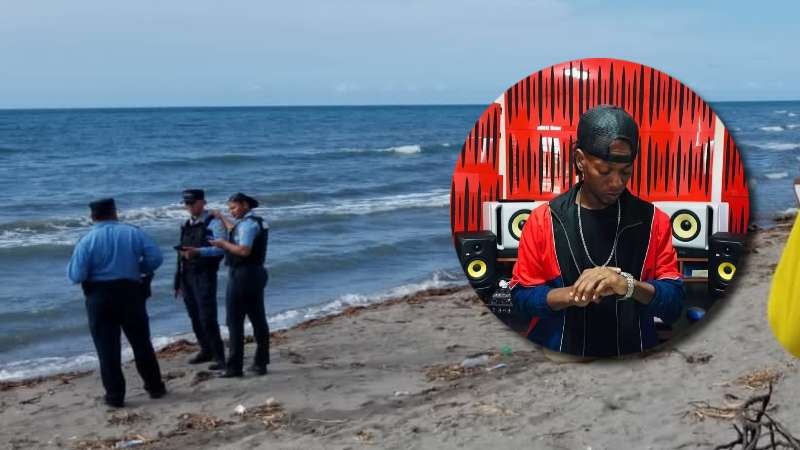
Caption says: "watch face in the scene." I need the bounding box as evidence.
[451,57,753,357]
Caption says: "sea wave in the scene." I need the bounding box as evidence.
[0,269,464,381]
[0,190,450,249]
[759,126,784,132]
[749,142,800,151]
[765,172,789,180]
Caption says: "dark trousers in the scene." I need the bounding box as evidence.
[182,266,225,362]
[225,265,270,373]
[84,280,164,404]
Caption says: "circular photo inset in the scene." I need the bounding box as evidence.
[450,58,750,357]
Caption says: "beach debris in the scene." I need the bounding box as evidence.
[712,384,800,449]
[393,390,410,397]
[114,438,146,449]
[461,354,490,368]
[500,345,513,356]
[1,370,90,393]
[239,398,288,430]
[673,349,713,364]
[156,339,198,357]
[270,331,289,345]
[279,348,306,364]
[19,394,43,405]
[163,370,186,381]
[73,434,151,450]
[734,368,783,390]
[234,404,247,415]
[355,430,374,443]
[176,412,232,431]
[425,353,505,382]
[107,411,151,426]
[190,370,214,386]
[475,402,515,416]
[487,363,508,371]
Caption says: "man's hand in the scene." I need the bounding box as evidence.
[570,267,627,303]
[180,247,200,259]
[209,239,227,249]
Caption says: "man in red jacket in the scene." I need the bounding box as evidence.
[510,105,685,357]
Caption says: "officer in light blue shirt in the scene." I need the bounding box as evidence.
[210,192,270,377]
[173,189,227,369]
[67,198,166,408]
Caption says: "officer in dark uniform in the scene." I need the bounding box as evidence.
[209,192,270,377]
[174,189,226,370]
[67,198,166,408]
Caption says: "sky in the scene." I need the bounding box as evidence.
[0,0,798,108]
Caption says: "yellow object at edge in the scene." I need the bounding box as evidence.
[768,216,800,357]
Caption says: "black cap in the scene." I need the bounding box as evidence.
[228,192,259,209]
[89,198,116,216]
[182,189,205,203]
[577,105,640,163]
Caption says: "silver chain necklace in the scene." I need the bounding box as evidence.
[576,188,621,267]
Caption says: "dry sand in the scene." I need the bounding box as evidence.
[1,223,798,450]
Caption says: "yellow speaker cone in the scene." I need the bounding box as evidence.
[718,262,736,281]
[671,210,700,242]
[508,210,531,241]
[466,259,488,279]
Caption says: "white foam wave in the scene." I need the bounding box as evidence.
[0,189,449,249]
[760,126,784,132]
[775,208,798,221]
[789,113,797,117]
[0,270,464,381]
[271,189,449,219]
[341,144,423,154]
[751,142,800,151]
[787,124,800,129]
[774,110,788,114]
[381,144,422,154]
[765,172,789,180]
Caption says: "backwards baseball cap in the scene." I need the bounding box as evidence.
[182,189,205,203]
[228,192,259,209]
[577,105,640,164]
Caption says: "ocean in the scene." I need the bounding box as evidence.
[0,102,797,380]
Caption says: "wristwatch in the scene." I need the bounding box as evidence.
[619,271,635,300]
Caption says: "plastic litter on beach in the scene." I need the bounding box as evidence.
[234,404,247,415]
[487,363,508,371]
[460,354,490,368]
[114,440,145,449]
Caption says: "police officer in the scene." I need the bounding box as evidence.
[209,192,269,377]
[174,189,227,370]
[67,198,166,408]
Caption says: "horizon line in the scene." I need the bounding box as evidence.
[1,99,799,112]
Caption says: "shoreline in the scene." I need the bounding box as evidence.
[0,284,470,392]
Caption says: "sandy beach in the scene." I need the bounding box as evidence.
[1,222,798,450]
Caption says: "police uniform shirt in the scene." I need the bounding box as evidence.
[67,221,163,283]
[231,211,267,248]
[186,211,227,258]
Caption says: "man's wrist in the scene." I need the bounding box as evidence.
[618,272,635,299]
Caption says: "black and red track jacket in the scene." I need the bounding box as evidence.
[510,183,685,357]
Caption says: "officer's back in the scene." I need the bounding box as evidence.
[68,220,163,284]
